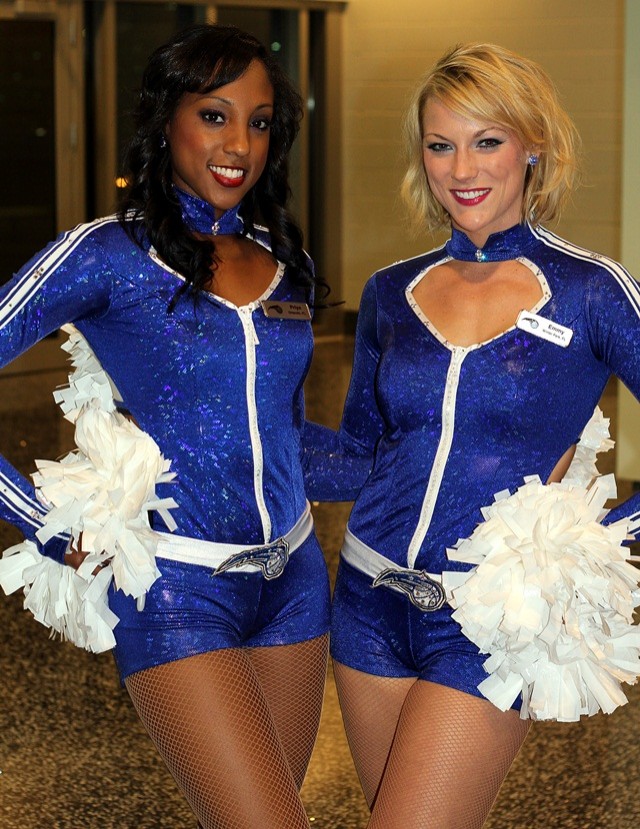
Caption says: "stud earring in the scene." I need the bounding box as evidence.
[527,153,539,166]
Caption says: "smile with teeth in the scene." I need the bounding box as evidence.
[210,165,244,179]
[208,165,246,187]
[451,188,491,205]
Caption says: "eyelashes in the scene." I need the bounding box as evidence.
[198,110,272,132]
[424,137,506,153]
[251,117,272,132]
[477,137,504,149]
[200,109,225,124]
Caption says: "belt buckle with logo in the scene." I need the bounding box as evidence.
[214,538,290,579]
[372,567,446,611]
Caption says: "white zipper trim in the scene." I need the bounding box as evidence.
[147,250,286,311]
[405,256,552,351]
[238,307,271,542]
[147,246,284,542]
[406,346,467,568]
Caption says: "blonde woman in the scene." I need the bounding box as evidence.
[305,43,640,828]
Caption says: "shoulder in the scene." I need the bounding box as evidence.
[532,226,640,324]
[367,242,448,293]
[86,212,147,251]
[65,213,127,245]
[11,214,134,285]
[249,223,273,252]
[531,225,634,286]
[75,214,155,279]
[48,214,140,264]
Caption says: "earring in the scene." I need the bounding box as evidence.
[160,134,167,149]
[527,153,539,166]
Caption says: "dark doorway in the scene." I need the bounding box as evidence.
[0,20,56,283]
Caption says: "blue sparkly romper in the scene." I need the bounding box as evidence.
[305,222,640,700]
[0,189,330,678]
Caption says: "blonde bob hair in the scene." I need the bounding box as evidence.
[401,42,580,233]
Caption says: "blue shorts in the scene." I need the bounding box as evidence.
[110,532,330,681]
[331,558,521,710]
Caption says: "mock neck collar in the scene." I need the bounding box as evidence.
[175,187,244,236]
[445,223,537,262]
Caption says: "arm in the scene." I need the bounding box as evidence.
[303,277,386,501]
[585,264,640,537]
[0,225,113,561]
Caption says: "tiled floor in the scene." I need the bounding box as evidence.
[0,334,639,828]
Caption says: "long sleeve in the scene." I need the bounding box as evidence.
[303,277,386,501]
[584,263,640,536]
[0,222,114,561]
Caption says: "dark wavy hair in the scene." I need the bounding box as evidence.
[118,23,325,303]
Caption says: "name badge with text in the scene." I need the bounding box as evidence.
[516,310,573,348]
[261,300,311,320]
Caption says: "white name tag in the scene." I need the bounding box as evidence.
[516,310,573,347]
[261,300,311,320]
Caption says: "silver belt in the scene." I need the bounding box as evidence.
[155,503,313,579]
[341,527,465,612]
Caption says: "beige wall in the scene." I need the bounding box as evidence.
[340,0,625,309]
[617,0,640,480]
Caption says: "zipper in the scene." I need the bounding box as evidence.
[406,346,467,568]
[238,307,271,542]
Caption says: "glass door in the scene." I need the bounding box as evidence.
[0,2,85,284]
[0,19,56,282]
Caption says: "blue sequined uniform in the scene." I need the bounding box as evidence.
[0,189,330,677]
[305,222,640,698]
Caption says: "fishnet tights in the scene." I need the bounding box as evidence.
[125,635,328,829]
[334,662,531,829]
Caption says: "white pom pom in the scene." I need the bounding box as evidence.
[33,405,174,580]
[1,326,179,648]
[32,337,178,599]
[446,475,640,721]
[0,540,118,652]
[563,406,614,488]
[54,325,119,421]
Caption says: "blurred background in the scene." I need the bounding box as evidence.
[1,1,640,826]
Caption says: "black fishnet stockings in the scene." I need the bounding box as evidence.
[125,635,328,829]
[334,662,531,829]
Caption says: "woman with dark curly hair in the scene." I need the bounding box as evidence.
[0,24,330,829]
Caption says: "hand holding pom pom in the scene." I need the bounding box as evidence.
[446,474,640,721]
[0,326,179,650]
